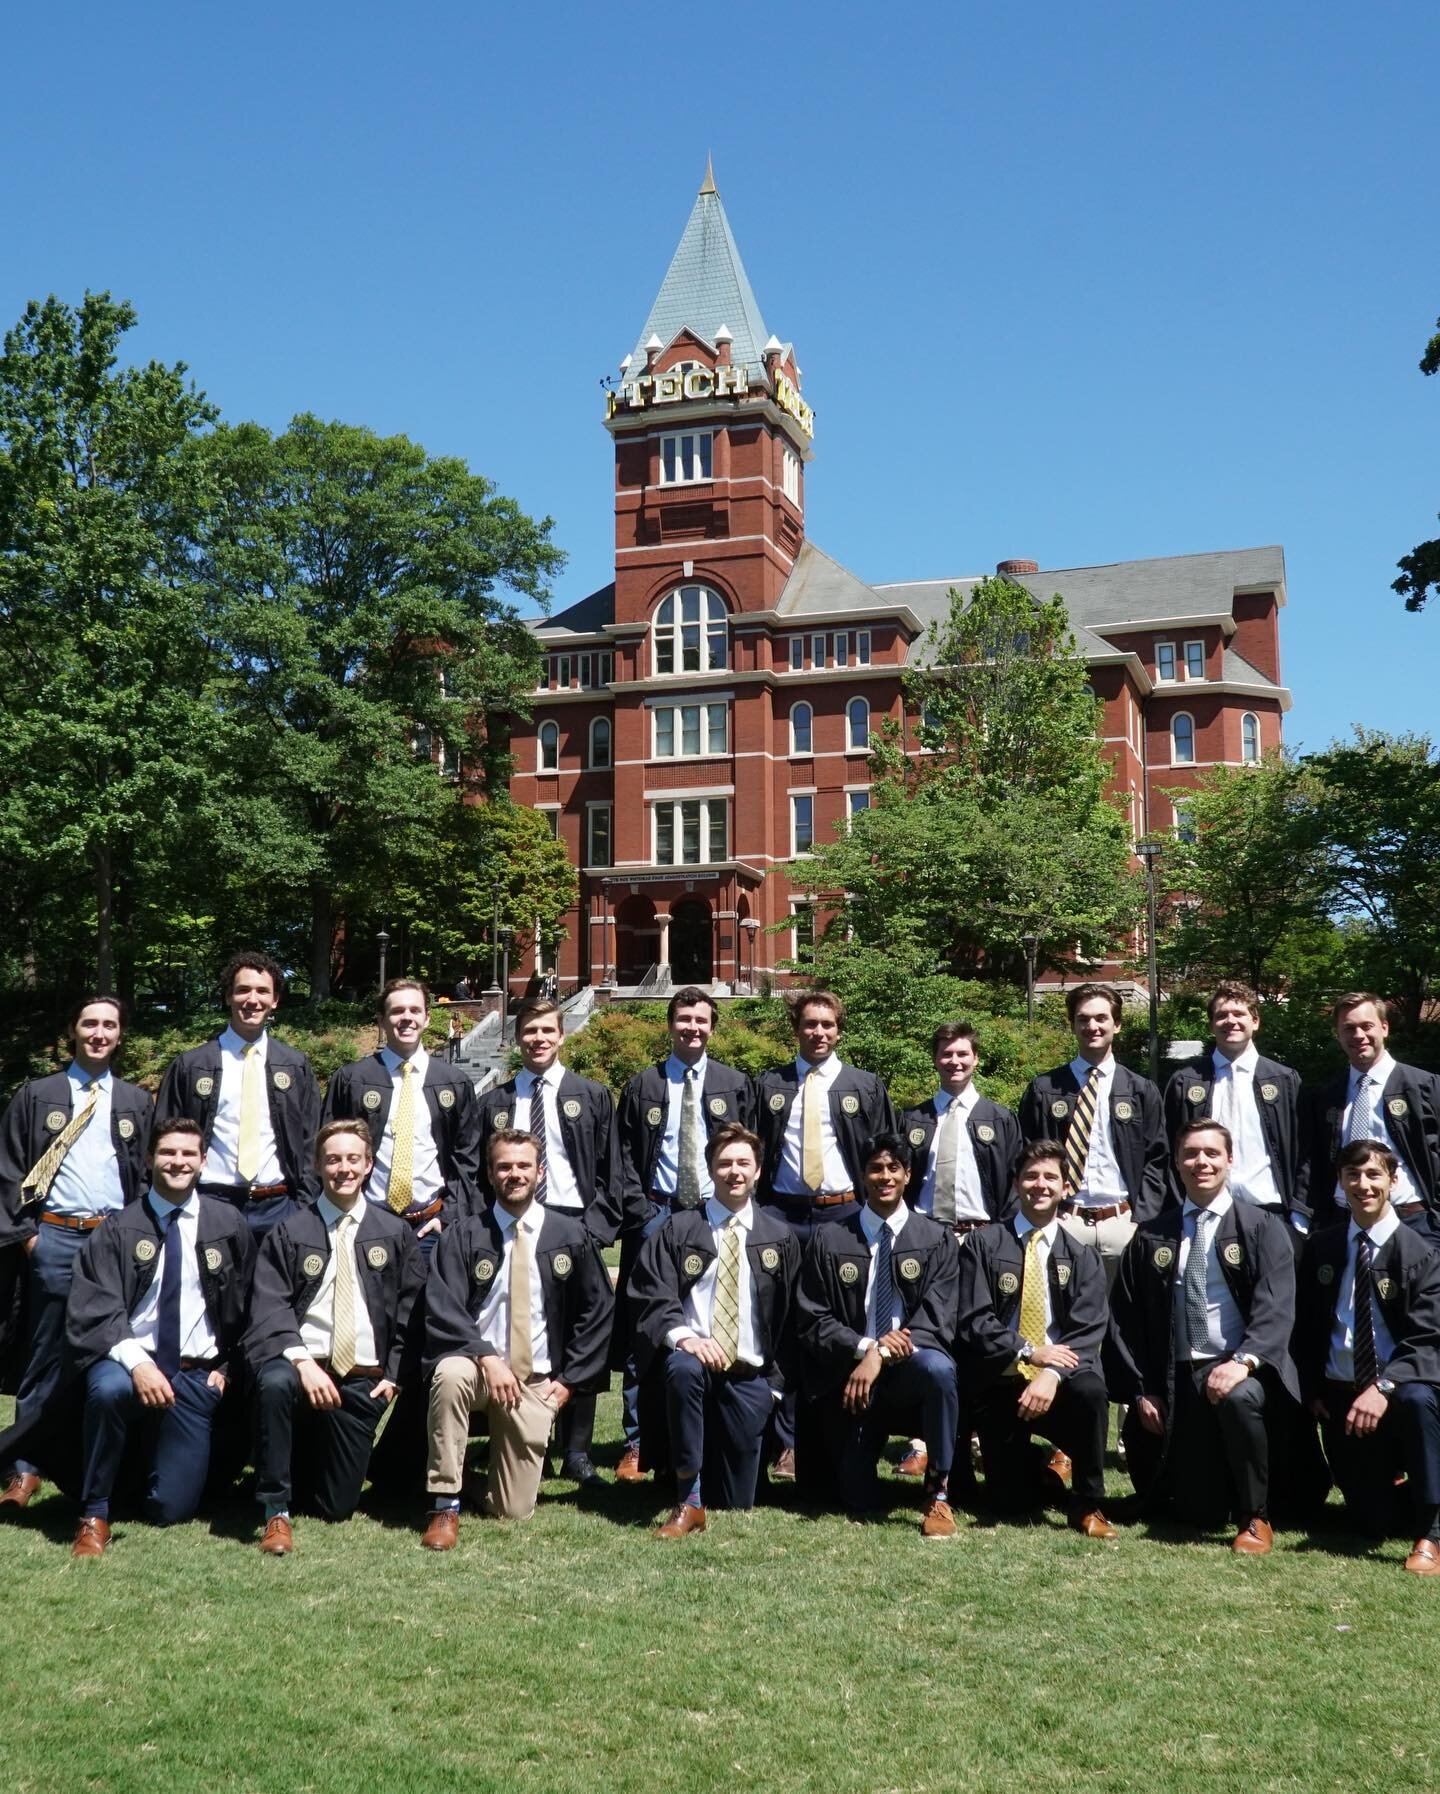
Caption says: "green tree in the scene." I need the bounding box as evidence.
[0,292,217,991]
[1393,314,1440,613]
[192,416,563,995]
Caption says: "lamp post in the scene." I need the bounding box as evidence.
[376,928,390,992]
[741,916,759,993]
[1135,839,1163,1086]
[487,881,502,995]
[1021,932,1039,1025]
[498,925,513,1020]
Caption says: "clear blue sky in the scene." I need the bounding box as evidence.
[4,1,1437,750]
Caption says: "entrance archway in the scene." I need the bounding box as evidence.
[670,896,713,984]
[614,894,658,985]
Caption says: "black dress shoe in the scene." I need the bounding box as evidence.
[562,1453,602,1486]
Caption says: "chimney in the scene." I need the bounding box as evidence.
[996,559,1039,578]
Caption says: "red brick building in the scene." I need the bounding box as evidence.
[507,165,1291,995]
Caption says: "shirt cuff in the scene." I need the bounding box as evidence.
[855,1336,876,1359]
[283,1347,314,1364]
[1289,1213,1310,1235]
[667,1326,699,1349]
[109,1338,152,1374]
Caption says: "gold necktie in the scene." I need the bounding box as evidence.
[711,1215,743,1366]
[508,1220,534,1382]
[1064,1067,1100,1196]
[22,1084,99,1201]
[801,1067,825,1191]
[237,1043,263,1184]
[331,1213,358,1377]
[387,1062,416,1214]
[1017,1231,1048,1381]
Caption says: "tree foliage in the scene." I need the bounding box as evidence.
[1393,312,1440,613]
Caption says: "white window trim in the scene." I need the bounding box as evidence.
[537,720,560,772]
[657,428,714,487]
[855,630,871,666]
[846,696,871,753]
[651,796,729,867]
[1170,711,1197,766]
[1241,711,1261,763]
[584,801,614,867]
[789,700,814,757]
[587,716,612,770]
[1182,638,1206,681]
[651,700,728,759]
[790,793,816,858]
[651,584,729,679]
[1155,640,1178,683]
[789,898,816,958]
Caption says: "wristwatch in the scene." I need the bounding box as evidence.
[1377,1378,1396,1396]
[1017,1341,1035,1364]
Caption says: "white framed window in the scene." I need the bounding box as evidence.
[811,633,826,670]
[833,631,850,668]
[846,697,870,751]
[1171,712,1195,766]
[1241,713,1261,763]
[588,716,612,769]
[1183,639,1205,680]
[790,701,813,756]
[586,804,613,867]
[1172,799,1197,845]
[788,636,803,672]
[659,429,713,485]
[594,652,614,686]
[653,798,728,866]
[653,702,727,758]
[538,720,559,771]
[790,900,815,962]
[653,585,728,675]
[536,805,560,838]
[1156,642,1177,683]
[855,630,871,666]
[791,794,814,855]
[846,789,871,828]
[781,445,801,504]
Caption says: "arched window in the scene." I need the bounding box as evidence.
[653,585,728,675]
[790,701,813,756]
[1171,713,1195,766]
[588,716,612,769]
[847,697,870,751]
[1241,713,1260,763]
[538,720,559,772]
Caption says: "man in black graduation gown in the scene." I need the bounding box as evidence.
[1108,1118,1301,1553]
[956,1139,1116,1538]
[1163,981,1308,1237]
[1302,992,1440,1244]
[613,986,755,1482]
[473,997,622,1483]
[418,1129,613,1547]
[795,1132,960,1536]
[1295,1139,1440,1573]
[245,1120,425,1554]
[631,1122,801,1536]
[755,989,896,1479]
[156,951,321,1238]
[0,994,153,1508]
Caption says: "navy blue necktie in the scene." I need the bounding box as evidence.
[155,1206,183,1379]
[873,1226,895,1338]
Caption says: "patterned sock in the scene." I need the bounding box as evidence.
[433,1496,461,1513]
[83,1501,109,1520]
[682,1473,703,1507]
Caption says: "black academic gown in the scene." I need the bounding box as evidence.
[1163,1053,1306,1216]
[755,1061,897,1201]
[323,1053,481,1223]
[1294,1221,1440,1401]
[474,1071,624,1242]
[900,1095,1022,1219]
[1302,1061,1440,1229]
[956,1220,1108,1391]
[157,1035,321,1201]
[618,1059,756,1221]
[1020,1062,1169,1223]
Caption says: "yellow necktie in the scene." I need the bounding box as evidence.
[237,1043,263,1183]
[331,1213,357,1377]
[387,1062,415,1214]
[22,1084,99,1201]
[1018,1232,1048,1381]
[711,1216,742,1366]
[802,1067,825,1191]
[508,1220,534,1381]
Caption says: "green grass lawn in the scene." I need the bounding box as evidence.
[2,1390,1436,1794]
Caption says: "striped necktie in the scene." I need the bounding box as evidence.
[1184,1209,1219,1356]
[1353,1235,1379,1391]
[22,1082,99,1201]
[531,1078,549,1203]
[872,1224,896,1337]
[1064,1067,1101,1197]
[711,1215,742,1365]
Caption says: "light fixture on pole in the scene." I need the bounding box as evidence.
[487,880,503,995]
[376,928,391,992]
[1135,839,1163,1085]
[741,917,759,993]
[1021,932,1039,1025]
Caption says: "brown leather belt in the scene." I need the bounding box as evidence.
[1066,1200,1132,1223]
[403,1198,444,1226]
[950,1218,989,1236]
[777,1189,855,1210]
[249,1182,289,1201]
[311,1360,382,1379]
[39,1211,105,1232]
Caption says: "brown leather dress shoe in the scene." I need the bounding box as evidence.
[422,1510,460,1552]
[1404,1538,1440,1575]
[920,1497,957,1538]
[71,1517,110,1558]
[1048,1450,1073,1484]
[770,1449,797,1482]
[656,1502,707,1539]
[897,1446,928,1478]
[1232,1517,1273,1555]
[1069,1509,1119,1541]
[0,1472,42,1509]
[615,1446,645,1484]
[260,1515,294,1556]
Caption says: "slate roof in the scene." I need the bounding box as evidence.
[535,582,615,637]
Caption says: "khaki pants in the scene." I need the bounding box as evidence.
[426,1355,560,1521]
[1059,1209,1137,1292]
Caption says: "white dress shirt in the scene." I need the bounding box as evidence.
[202,1027,283,1189]
[1173,1191,1248,1361]
[512,1064,583,1211]
[1210,1046,1281,1210]
[1326,1208,1401,1383]
[288,1198,380,1366]
[367,1046,443,1211]
[855,1202,909,1353]
[915,1086,986,1220]
[654,1053,713,1201]
[1012,1213,1058,1335]
[475,1203,552,1374]
[666,1197,762,1366]
[775,1054,852,1195]
[1335,1054,1420,1211]
[1068,1056,1129,1207]
[110,1192,218,1372]
[47,1063,125,1218]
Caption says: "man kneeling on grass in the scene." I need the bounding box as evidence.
[420,1130,613,1548]
[795,1132,961,1536]
[956,1139,1117,1540]
[630,1123,801,1538]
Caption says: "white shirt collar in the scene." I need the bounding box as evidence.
[519,1061,562,1093]
[1348,1208,1402,1250]
[380,1044,429,1077]
[705,1196,753,1231]
[1352,1052,1396,1091]
[860,1203,907,1241]
[220,1025,267,1058]
[148,1188,197,1219]
[796,1052,843,1084]
[1014,1213,1059,1246]
[497,1200,543,1239]
[667,1052,708,1081]
[935,1084,978,1115]
[318,1195,363,1228]
[67,1061,112,1090]
[1069,1054,1115,1084]
[1183,1188,1234,1224]
[1213,1042,1259,1074]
